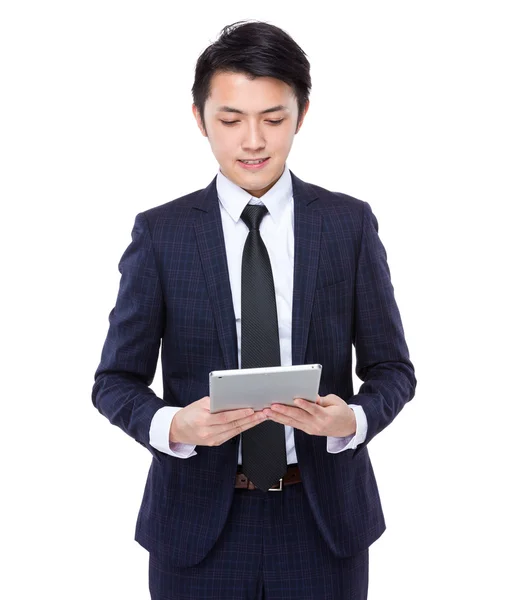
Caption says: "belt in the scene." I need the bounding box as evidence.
[235,464,301,491]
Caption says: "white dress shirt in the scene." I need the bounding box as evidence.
[149,164,368,462]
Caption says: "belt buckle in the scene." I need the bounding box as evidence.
[268,478,283,492]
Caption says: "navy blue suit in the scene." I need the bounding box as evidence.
[92,171,416,595]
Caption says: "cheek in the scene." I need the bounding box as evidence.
[210,130,236,158]
[274,132,294,155]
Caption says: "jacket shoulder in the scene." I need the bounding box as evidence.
[304,180,369,216]
[140,187,204,221]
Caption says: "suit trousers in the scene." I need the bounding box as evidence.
[148,479,369,600]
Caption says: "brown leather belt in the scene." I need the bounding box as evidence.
[235,464,301,491]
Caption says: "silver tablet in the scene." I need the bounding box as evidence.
[209,364,322,413]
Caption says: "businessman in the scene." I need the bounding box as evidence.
[93,20,416,600]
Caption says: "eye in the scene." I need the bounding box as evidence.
[220,120,239,126]
[267,119,284,125]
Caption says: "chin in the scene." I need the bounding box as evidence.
[242,176,274,189]
[221,161,282,193]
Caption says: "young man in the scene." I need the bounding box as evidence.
[93,20,416,600]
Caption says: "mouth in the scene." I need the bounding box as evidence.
[237,157,270,170]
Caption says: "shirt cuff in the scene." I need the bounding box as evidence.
[149,406,197,458]
[327,404,368,454]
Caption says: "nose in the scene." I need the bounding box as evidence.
[241,121,266,153]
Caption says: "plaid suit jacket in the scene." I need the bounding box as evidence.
[92,171,416,568]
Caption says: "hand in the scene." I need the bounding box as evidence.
[263,394,357,438]
[169,397,267,447]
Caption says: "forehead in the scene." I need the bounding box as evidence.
[206,71,297,113]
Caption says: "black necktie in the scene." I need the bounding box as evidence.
[240,203,287,491]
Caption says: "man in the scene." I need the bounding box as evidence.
[93,20,416,600]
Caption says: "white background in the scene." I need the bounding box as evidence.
[1,1,530,598]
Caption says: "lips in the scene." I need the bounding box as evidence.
[238,157,271,170]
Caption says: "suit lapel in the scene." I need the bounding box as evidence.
[193,177,239,370]
[191,170,321,371]
[290,171,321,366]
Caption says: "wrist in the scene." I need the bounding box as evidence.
[169,411,182,444]
[349,407,357,436]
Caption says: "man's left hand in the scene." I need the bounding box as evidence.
[262,394,357,437]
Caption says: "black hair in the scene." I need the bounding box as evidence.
[192,20,311,130]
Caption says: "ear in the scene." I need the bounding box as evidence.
[295,100,310,134]
[192,104,208,137]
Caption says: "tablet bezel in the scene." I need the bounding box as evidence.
[209,364,322,414]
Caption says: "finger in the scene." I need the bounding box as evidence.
[292,398,321,415]
[269,402,313,419]
[262,409,313,434]
[312,393,339,407]
[209,407,256,425]
[264,406,307,427]
[210,410,266,434]
[210,412,267,445]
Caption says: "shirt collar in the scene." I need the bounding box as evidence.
[216,163,293,225]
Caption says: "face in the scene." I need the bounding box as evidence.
[192,71,309,198]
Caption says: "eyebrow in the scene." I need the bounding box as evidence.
[216,104,288,115]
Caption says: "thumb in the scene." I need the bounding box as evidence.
[316,394,338,407]
[198,396,211,409]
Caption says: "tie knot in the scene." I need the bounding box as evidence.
[241,204,268,231]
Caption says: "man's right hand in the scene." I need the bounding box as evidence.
[169,397,267,447]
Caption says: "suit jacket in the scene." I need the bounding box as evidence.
[92,170,416,568]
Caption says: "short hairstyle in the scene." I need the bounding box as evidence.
[192,20,311,130]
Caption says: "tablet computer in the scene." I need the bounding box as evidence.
[209,364,322,413]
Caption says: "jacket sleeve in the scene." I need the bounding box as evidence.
[92,212,167,460]
[349,201,417,450]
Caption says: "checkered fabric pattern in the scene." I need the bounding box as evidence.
[92,171,416,573]
[149,483,369,600]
